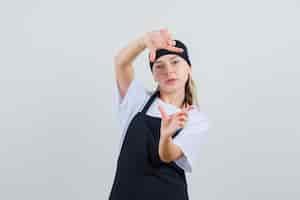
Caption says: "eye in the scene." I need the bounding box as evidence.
[172,60,180,64]
[155,65,162,69]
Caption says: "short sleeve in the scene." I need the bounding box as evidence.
[113,78,149,134]
[172,110,209,173]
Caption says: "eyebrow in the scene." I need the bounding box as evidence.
[154,55,178,64]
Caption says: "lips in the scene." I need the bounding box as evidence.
[166,78,178,84]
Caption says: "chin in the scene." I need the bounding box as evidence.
[162,85,181,93]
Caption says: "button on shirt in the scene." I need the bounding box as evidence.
[113,78,209,173]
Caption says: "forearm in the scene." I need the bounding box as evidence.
[114,34,147,67]
[158,135,183,163]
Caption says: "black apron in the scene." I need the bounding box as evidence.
[108,90,189,200]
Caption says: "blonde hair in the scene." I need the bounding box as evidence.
[183,74,200,108]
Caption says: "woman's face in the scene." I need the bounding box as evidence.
[152,54,191,93]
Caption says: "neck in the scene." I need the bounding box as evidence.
[158,89,185,109]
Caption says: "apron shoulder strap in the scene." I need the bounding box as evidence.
[141,90,159,114]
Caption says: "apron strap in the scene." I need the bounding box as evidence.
[141,90,160,114]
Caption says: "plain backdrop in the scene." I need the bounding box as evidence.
[0,0,299,199]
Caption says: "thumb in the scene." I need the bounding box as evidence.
[158,105,169,120]
[150,48,156,62]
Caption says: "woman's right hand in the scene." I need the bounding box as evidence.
[158,104,192,139]
[142,28,184,62]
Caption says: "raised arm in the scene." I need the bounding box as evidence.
[114,35,147,98]
[114,29,184,98]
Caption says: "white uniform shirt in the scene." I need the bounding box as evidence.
[113,78,209,173]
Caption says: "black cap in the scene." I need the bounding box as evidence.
[149,39,191,71]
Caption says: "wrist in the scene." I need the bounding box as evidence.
[159,134,172,143]
[158,135,173,163]
[137,33,147,50]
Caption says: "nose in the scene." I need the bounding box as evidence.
[164,63,175,75]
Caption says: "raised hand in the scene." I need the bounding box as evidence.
[143,28,184,62]
[158,104,193,139]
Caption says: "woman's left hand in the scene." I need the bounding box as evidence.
[158,104,192,139]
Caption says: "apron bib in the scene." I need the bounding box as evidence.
[109,90,189,200]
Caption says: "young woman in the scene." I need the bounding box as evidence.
[109,28,209,200]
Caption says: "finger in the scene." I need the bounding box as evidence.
[160,28,168,34]
[171,40,176,46]
[158,105,169,120]
[182,111,189,119]
[176,114,188,123]
[150,48,156,62]
[160,29,173,47]
[176,112,188,119]
[160,28,171,39]
[177,121,186,128]
[166,39,176,47]
[165,46,184,53]
[178,112,188,119]
[164,29,173,43]
[178,115,188,122]
[178,109,188,115]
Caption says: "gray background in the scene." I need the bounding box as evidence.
[1,0,299,199]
